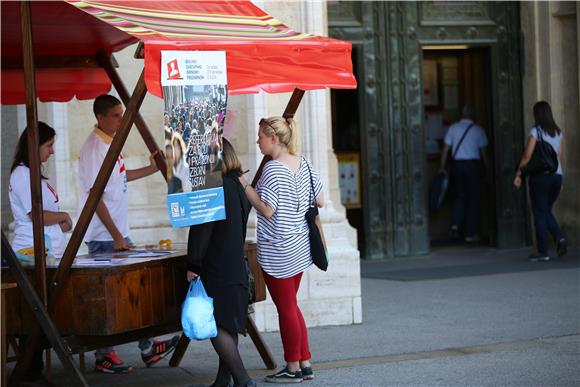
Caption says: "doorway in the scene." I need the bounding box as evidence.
[422,46,497,246]
[331,46,366,257]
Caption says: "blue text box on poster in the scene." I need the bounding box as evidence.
[167,187,226,227]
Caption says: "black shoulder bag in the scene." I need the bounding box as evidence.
[520,128,558,176]
[304,159,328,271]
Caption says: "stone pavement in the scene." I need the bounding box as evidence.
[18,246,580,386]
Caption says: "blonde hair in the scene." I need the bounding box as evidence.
[221,138,243,177]
[260,116,299,155]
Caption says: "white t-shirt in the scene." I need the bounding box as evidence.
[444,119,488,160]
[78,127,129,242]
[9,165,67,257]
[530,127,563,175]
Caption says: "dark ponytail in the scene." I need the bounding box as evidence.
[10,121,56,179]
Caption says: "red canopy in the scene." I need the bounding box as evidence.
[1,1,356,104]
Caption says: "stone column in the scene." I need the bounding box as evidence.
[521,1,580,247]
[1,106,22,231]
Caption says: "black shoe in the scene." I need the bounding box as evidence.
[235,380,257,387]
[301,366,314,380]
[557,238,567,257]
[265,367,303,383]
[527,253,550,262]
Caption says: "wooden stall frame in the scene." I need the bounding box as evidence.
[2,232,88,386]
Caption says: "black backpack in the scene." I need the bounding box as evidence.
[521,128,558,176]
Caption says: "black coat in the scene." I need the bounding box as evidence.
[186,171,251,290]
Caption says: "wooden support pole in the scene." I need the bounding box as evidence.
[20,0,47,306]
[168,334,190,367]
[246,316,277,370]
[97,50,168,181]
[282,88,305,119]
[2,233,88,386]
[251,89,305,187]
[11,70,149,383]
[1,283,17,387]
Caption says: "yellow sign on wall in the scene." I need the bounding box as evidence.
[337,152,361,209]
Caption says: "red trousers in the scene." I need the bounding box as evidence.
[263,271,311,362]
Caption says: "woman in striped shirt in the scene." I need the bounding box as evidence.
[239,116,324,383]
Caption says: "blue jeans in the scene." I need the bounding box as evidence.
[529,174,562,256]
[86,238,153,357]
[451,160,481,237]
[86,237,133,255]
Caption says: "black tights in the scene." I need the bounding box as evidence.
[210,327,250,387]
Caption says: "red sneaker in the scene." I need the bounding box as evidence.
[141,336,180,367]
[95,351,133,374]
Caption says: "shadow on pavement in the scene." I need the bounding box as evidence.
[361,246,580,281]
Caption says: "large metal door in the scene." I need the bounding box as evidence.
[329,2,526,258]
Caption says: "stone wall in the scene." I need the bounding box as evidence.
[520,2,580,247]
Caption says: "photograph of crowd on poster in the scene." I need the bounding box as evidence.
[161,50,228,227]
[163,84,227,194]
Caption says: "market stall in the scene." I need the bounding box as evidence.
[1,1,356,385]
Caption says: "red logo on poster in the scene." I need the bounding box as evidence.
[167,59,182,80]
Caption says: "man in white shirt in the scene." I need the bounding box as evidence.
[78,94,178,373]
[439,105,489,242]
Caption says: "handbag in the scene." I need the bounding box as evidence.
[428,172,449,212]
[237,181,265,303]
[430,123,474,211]
[244,257,256,304]
[520,128,558,176]
[304,160,328,271]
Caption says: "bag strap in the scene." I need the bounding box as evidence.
[452,123,475,160]
[303,156,316,207]
[536,127,546,143]
[236,177,248,241]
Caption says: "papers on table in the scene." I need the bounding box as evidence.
[126,251,173,258]
[72,249,177,267]
[73,258,128,267]
[41,249,180,268]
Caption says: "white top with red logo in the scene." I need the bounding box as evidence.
[78,127,129,242]
[9,165,67,257]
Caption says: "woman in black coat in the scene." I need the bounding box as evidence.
[186,138,255,387]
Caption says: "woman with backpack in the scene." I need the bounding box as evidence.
[514,101,567,262]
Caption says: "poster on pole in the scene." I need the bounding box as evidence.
[161,51,227,227]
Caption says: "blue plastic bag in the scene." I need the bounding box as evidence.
[181,278,217,340]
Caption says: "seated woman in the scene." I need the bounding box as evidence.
[8,121,73,384]
[9,121,72,263]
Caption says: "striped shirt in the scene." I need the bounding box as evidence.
[256,157,323,278]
